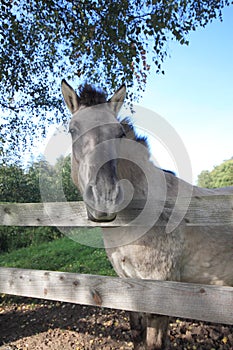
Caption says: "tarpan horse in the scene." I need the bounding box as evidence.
[61,79,233,350]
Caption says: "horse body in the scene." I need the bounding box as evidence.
[61,80,233,349]
[105,166,233,285]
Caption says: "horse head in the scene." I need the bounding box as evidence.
[62,80,126,222]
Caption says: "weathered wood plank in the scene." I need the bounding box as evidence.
[0,201,90,227]
[0,267,233,325]
[0,195,233,227]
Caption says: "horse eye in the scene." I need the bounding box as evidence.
[69,128,76,136]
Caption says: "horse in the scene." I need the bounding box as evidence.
[61,79,233,350]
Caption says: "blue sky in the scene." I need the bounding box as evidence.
[134,5,233,183]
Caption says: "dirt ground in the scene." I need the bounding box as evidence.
[0,298,233,350]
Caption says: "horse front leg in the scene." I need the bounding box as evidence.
[129,311,147,350]
[146,314,169,350]
[129,312,169,350]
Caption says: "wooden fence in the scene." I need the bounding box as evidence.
[0,197,233,325]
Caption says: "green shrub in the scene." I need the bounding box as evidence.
[0,226,62,252]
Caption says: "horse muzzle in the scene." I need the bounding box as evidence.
[83,182,124,222]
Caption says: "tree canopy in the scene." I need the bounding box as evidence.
[0,155,81,203]
[197,158,233,188]
[0,0,232,160]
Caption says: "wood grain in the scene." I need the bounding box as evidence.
[0,195,233,227]
[0,267,233,325]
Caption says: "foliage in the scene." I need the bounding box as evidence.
[1,0,232,159]
[197,158,233,188]
[0,155,81,252]
[0,164,29,202]
[54,156,82,201]
[197,170,213,188]
[0,155,81,203]
[0,226,61,253]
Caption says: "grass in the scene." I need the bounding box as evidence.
[0,236,116,276]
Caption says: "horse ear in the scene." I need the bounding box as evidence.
[61,79,80,114]
[109,84,126,116]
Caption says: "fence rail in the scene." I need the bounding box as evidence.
[1,195,233,227]
[0,267,233,325]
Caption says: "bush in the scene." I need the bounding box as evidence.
[0,226,62,252]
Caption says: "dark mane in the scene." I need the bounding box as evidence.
[163,169,176,176]
[78,84,107,106]
[120,117,149,148]
[120,117,176,176]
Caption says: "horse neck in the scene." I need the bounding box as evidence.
[117,158,147,198]
[118,156,194,201]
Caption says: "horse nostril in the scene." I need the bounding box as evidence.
[114,179,134,211]
[84,184,95,204]
[84,181,126,213]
